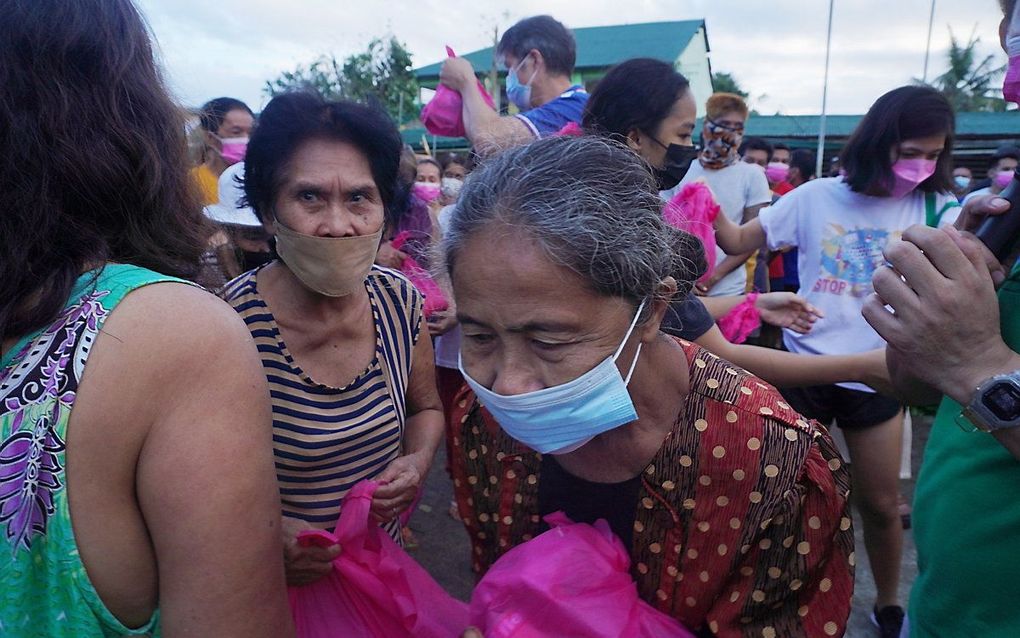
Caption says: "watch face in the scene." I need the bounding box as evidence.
[982,382,1020,422]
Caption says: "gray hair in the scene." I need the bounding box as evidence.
[439,135,707,316]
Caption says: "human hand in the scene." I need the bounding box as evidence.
[376,241,408,270]
[370,456,424,524]
[955,193,1010,234]
[694,275,719,295]
[863,224,1013,403]
[281,516,342,586]
[954,194,1018,286]
[427,309,458,336]
[755,292,824,333]
[461,628,483,638]
[440,57,477,93]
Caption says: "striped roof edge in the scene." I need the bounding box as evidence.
[413,19,707,81]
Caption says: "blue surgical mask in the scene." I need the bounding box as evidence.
[954,175,971,190]
[459,300,646,455]
[506,56,535,111]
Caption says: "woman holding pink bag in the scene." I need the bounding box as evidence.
[442,135,854,637]
[221,92,444,586]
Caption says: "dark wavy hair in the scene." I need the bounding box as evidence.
[0,0,208,341]
[198,97,254,133]
[582,58,691,143]
[242,92,403,223]
[840,85,955,196]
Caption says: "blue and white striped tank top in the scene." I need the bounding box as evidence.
[222,264,423,540]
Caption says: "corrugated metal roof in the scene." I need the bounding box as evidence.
[401,111,1019,152]
[414,20,705,81]
[740,112,1018,139]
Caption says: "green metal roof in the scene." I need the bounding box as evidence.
[401,111,1019,152]
[414,20,706,81]
[740,111,1018,140]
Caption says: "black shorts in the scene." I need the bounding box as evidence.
[780,384,902,430]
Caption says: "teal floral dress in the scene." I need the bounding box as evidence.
[0,264,182,637]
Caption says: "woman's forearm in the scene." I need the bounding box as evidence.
[696,326,886,389]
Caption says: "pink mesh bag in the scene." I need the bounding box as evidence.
[661,181,721,285]
[390,230,449,316]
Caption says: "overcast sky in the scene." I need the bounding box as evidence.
[136,0,1009,116]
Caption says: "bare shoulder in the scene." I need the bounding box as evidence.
[99,281,254,357]
[79,281,265,436]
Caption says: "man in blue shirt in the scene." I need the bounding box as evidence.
[440,15,587,156]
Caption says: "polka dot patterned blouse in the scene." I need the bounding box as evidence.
[449,339,854,638]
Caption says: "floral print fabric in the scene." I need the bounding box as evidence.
[0,264,178,637]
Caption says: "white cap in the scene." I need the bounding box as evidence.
[203,162,261,227]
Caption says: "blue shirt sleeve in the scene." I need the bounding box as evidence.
[517,87,588,138]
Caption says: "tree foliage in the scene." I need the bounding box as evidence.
[711,71,749,99]
[929,27,1007,112]
[265,37,419,124]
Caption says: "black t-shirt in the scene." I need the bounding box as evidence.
[537,454,642,548]
[660,293,714,341]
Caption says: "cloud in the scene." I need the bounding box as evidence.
[137,0,1008,114]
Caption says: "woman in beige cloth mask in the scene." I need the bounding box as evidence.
[220,92,444,587]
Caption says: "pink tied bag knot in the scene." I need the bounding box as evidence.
[470,512,695,638]
[421,46,496,138]
[661,181,721,285]
[288,480,468,637]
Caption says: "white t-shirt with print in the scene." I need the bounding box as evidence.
[758,177,958,391]
[673,160,772,297]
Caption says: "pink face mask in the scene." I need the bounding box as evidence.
[218,137,248,164]
[765,162,789,184]
[412,181,442,203]
[995,170,1015,190]
[888,158,936,198]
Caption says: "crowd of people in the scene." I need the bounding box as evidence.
[3,1,1020,637]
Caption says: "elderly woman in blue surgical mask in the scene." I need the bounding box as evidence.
[220,92,444,586]
[442,135,854,637]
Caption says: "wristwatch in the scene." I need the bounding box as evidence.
[960,371,1020,432]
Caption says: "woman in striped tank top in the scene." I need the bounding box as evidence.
[222,92,445,586]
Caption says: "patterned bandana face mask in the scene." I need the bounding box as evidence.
[699,118,743,170]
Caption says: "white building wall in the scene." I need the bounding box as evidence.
[676,26,714,105]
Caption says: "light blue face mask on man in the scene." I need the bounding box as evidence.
[506,56,536,111]
[459,301,646,455]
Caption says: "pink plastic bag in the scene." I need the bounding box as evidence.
[391,231,449,316]
[288,481,468,638]
[717,291,762,344]
[662,181,721,284]
[421,46,496,138]
[470,513,695,638]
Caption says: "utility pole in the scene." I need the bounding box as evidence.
[922,0,937,83]
[817,0,835,179]
[489,25,501,112]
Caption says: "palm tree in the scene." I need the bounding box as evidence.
[930,26,1007,112]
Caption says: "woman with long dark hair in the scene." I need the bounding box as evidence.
[715,85,960,637]
[0,1,292,635]
[580,58,888,391]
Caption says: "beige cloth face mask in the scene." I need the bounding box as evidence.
[274,221,383,297]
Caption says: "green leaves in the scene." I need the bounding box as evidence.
[264,37,420,125]
[929,27,1008,112]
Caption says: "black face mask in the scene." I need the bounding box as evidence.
[650,137,699,191]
